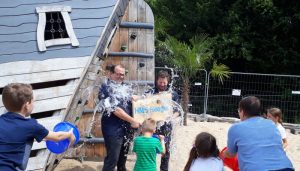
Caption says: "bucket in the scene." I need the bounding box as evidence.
[220,147,239,171]
[46,122,80,154]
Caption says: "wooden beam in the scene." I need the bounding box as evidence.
[31,141,46,151]
[107,51,153,58]
[0,95,71,114]
[0,68,83,88]
[27,150,49,171]
[0,56,89,77]
[78,138,104,144]
[119,21,154,29]
[82,108,99,114]
[0,84,76,108]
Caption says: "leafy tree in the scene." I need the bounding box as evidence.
[164,34,230,125]
[148,0,300,74]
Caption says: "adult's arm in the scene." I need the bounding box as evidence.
[113,107,140,128]
[221,148,236,158]
[223,125,238,158]
[159,135,166,155]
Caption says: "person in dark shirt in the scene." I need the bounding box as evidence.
[145,70,181,171]
[99,64,140,171]
[0,83,76,171]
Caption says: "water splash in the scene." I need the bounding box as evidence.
[97,80,134,116]
[66,66,184,163]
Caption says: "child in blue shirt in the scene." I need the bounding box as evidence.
[0,83,76,171]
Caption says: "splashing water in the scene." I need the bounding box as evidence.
[67,66,184,163]
[97,80,134,116]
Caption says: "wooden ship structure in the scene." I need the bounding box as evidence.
[0,0,154,170]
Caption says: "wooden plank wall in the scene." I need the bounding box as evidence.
[66,112,106,160]
[0,0,117,64]
[45,0,129,168]
[0,56,89,170]
[70,0,155,160]
[104,0,155,90]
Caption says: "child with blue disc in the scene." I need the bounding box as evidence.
[0,83,76,171]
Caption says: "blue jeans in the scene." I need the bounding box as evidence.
[271,169,294,171]
[102,135,130,171]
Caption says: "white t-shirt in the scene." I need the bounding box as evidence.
[277,123,287,139]
[189,157,224,171]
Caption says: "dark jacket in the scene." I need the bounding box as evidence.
[99,79,132,137]
[145,86,180,103]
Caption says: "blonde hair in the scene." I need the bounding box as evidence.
[267,107,283,124]
[2,83,33,112]
[141,118,156,133]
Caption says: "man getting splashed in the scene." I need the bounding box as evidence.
[145,70,181,171]
[99,64,140,171]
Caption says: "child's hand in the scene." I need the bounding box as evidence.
[132,95,140,101]
[131,121,141,129]
[158,135,165,142]
[68,129,76,147]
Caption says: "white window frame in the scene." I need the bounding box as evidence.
[36,6,79,51]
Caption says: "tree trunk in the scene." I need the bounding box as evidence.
[182,78,190,126]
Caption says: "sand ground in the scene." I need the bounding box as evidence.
[54,120,300,171]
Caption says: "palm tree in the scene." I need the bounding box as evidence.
[164,34,230,126]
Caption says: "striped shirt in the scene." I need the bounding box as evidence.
[133,136,163,171]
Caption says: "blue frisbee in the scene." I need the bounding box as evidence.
[46,122,80,154]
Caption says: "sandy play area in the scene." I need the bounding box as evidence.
[54,120,300,171]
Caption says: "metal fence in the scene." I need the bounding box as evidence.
[152,68,300,124]
[206,72,300,123]
[184,69,207,115]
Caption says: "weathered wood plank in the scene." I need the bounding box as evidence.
[128,0,138,81]
[0,0,114,11]
[119,8,129,81]
[0,95,71,114]
[107,51,153,58]
[27,149,49,171]
[0,68,83,88]
[37,115,64,133]
[0,57,89,77]
[77,112,102,138]
[145,2,155,81]
[137,0,147,82]
[31,141,46,151]
[0,84,76,108]
[36,12,46,51]
[33,96,71,114]
[108,22,121,65]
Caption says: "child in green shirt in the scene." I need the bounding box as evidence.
[133,118,166,171]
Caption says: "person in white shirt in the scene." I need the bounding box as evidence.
[267,107,288,149]
[184,132,224,171]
